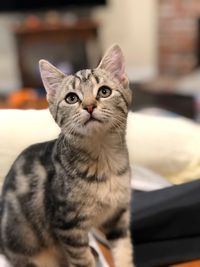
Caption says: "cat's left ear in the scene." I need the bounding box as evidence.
[97,44,127,83]
[39,60,65,100]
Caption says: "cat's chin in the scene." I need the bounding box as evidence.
[84,117,102,126]
[78,118,108,136]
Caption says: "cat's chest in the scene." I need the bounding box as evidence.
[91,173,131,225]
[87,172,130,213]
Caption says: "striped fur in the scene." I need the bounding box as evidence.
[0,45,134,267]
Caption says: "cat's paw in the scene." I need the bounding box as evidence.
[69,255,96,267]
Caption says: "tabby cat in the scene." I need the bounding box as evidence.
[0,45,134,267]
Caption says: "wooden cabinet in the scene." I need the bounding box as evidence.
[14,19,100,88]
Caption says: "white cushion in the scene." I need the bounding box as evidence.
[0,109,200,185]
[0,109,59,187]
[127,112,200,183]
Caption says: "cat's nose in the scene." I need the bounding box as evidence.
[83,104,96,114]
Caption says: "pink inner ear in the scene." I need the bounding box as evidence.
[118,61,126,81]
[40,60,65,97]
[99,45,126,82]
[110,57,125,81]
[43,73,58,97]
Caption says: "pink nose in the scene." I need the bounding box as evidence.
[84,105,96,114]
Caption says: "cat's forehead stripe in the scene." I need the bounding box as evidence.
[91,70,100,84]
[74,69,103,86]
[74,73,82,81]
[64,69,103,92]
[63,76,79,90]
[75,69,94,82]
[71,77,76,90]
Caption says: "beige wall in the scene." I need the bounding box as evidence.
[93,0,158,81]
[0,1,158,91]
[0,15,21,92]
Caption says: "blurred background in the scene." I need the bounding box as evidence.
[1,2,200,266]
[0,0,199,121]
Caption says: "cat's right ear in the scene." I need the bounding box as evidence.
[39,60,65,101]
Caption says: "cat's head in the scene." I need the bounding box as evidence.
[39,45,132,136]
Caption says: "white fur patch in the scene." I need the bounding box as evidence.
[0,254,11,267]
[112,237,134,267]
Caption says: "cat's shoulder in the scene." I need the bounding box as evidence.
[21,139,57,158]
[5,139,56,176]
[2,139,57,193]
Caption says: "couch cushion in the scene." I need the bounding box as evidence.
[1,109,200,185]
[0,109,59,187]
[127,112,200,183]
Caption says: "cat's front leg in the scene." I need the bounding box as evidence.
[109,231,134,267]
[102,208,135,267]
[55,228,96,267]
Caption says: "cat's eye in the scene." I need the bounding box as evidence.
[65,93,79,104]
[97,86,112,98]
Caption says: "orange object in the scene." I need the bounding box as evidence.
[8,89,38,107]
[172,260,200,267]
[24,15,42,29]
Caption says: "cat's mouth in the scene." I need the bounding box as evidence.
[84,116,102,125]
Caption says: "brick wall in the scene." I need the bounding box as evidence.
[159,0,200,75]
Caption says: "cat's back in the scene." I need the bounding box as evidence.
[0,140,58,256]
[2,139,57,194]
